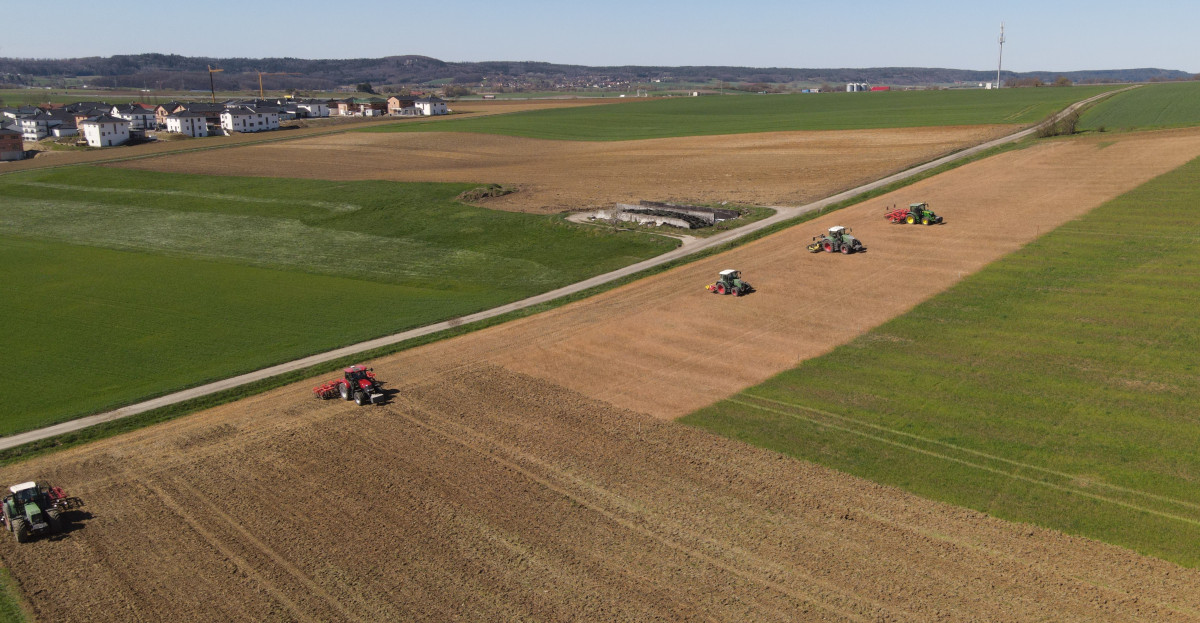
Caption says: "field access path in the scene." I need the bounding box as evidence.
[0,88,1116,451]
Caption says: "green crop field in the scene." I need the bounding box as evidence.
[363,86,1115,141]
[0,168,675,435]
[1079,82,1200,131]
[684,155,1200,566]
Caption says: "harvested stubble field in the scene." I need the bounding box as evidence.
[5,129,1200,621]
[112,125,1014,213]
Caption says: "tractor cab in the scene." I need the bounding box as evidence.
[344,366,373,382]
[828,226,848,241]
[909,202,928,211]
[718,269,741,283]
[10,482,37,506]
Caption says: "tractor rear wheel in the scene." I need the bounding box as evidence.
[906,215,916,224]
[339,383,351,401]
[823,242,834,252]
[12,518,29,543]
[716,283,726,295]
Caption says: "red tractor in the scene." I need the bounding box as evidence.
[313,365,385,406]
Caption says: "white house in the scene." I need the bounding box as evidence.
[79,115,131,147]
[111,104,157,131]
[220,106,280,133]
[18,111,58,141]
[295,100,329,117]
[164,111,209,137]
[414,96,448,116]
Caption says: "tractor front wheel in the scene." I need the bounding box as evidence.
[12,519,29,543]
[47,508,62,533]
[921,217,930,225]
[841,244,852,255]
[354,391,368,406]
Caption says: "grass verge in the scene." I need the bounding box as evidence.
[684,153,1200,567]
[0,568,30,623]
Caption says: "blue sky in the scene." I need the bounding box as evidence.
[3,0,1196,72]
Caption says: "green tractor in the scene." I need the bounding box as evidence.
[886,202,943,225]
[706,269,753,296]
[2,482,84,543]
[807,226,864,254]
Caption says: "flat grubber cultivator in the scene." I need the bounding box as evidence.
[2,481,84,543]
[885,202,943,225]
[314,365,386,406]
[706,269,753,296]
[807,226,864,254]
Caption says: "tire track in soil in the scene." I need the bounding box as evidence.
[390,392,880,623]
[135,475,319,623]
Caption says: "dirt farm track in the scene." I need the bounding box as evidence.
[6,128,1200,621]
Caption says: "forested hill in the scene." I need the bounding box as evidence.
[0,54,1190,91]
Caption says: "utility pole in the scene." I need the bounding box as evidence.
[996,22,1005,89]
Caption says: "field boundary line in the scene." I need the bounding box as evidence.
[727,397,1200,527]
[0,87,1128,452]
[741,393,1200,512]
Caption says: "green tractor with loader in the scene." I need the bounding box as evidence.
[807,226,864,254]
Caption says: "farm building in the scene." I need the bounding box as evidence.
[846,83,870,92]
[220,106,280,133]
[0,127,24,161]
[164,111,209,137]
[870,86,891,92]
[415,96,448,116]
[79,115,131,147]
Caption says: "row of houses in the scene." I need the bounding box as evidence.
[0,94,450,155]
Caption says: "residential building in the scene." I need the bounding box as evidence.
[155,102,184,127]
[111,104,157,130]
[79,115,131,147]
[0,127,24,161]
[164,111,209,137]
[18,110,61,141]
[294,99,329,117]
[220,106,279,133]
[414,96,448,116]
[387,96,416,115]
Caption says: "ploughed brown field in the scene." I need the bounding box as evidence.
[5,129,1200,621]
[112,125,1016,212]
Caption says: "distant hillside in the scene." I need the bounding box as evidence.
[0,54,1191,92]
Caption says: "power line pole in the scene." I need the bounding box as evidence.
[996,22,1005,89]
